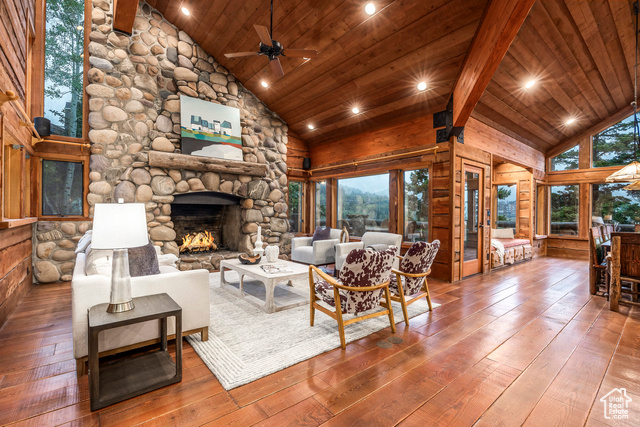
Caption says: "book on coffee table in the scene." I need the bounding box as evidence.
[260,264,294,274]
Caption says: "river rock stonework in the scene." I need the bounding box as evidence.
[33,221,92,284]
[87,0,293,267]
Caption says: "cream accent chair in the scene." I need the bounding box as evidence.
[335,232,403,272]
[291,228,342,265]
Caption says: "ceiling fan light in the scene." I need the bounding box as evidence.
[365,3,376,15]
[606,161,640,183]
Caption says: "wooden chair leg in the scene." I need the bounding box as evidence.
[384,286,396,334]
[76,357,87,377]
[423,278,433,311]
[333,287,347,349]
[200,327,209,342]
[310,301,316,327]
[309,268,316,327]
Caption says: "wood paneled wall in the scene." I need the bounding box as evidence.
[0,0,36,327]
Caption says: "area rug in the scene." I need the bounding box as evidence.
[186,271,439,390]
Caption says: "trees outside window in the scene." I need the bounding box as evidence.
[337,174,389,237]
[404,169,428,242]
[314,181,326,228]
[550,145,579,171]
[288,181,303,233]
[593,114,636,168]
[550,185,579,235]
[44,0,85,138]
[495,184,516,233]
[592,183,640,231]
[42,160,83,215]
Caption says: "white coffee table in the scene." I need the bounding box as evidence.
[219,259,310,313]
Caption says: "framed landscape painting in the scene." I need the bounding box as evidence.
[180,95,243,160]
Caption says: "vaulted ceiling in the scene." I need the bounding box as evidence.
[146,0,638,154]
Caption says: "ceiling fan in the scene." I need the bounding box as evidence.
[223,0,318,78]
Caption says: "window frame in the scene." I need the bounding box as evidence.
[287,179,305,234]
[401,167,430,243]
[312,179,327,229]
[336,171,391,238]
[591,112,636,169]
[549,144,580,172]
[493,182,518,235]
[36,153,89,218]
[548,184,580,237]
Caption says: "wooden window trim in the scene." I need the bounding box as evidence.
[36,152,89,218]
[493,182,518,236]
[547,184,581,238]
[400,166,431,244]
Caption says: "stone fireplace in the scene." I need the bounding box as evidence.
[84,1,293,272]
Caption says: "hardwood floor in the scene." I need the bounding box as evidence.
[1,257,639,426]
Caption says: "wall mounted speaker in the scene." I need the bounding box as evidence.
[303,157,311,170]
[34,117,51,137]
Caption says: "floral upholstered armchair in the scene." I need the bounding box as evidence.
[309,247,397,349]
[390,240,440,325]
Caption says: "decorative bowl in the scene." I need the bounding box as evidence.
[238,253,261,265]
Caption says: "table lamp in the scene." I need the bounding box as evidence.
[92,200,148,313]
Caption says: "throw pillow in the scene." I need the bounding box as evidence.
[84,244,113,276]
[128,241,161,277]
[312,226,332,243]
[75,230,93,254]
[492,228,514,239]
[157,253,179,268]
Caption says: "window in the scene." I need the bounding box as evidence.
[337,173,389,237]
[44,0,85,138]
[404,169,428,242]
[593,114,636,168]
[314,181,326,228]
[536,184,545,235]
[550,185,579,235]
[592,183,640,232]
[550,145,579,171]
[288,181,303,233]
[41,160,84,215]
[495,184,517,233]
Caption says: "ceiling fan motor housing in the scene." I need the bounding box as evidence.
[259,40,283,60]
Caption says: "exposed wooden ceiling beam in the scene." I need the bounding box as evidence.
[113,0,139,35]
[451,0,536,128]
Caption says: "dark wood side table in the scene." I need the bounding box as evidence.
[88,293,182,411]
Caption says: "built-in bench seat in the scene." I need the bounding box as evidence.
[490,229,532,269]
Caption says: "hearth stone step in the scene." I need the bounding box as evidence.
[177,250,289,272]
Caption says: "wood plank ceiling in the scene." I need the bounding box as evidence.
[146,0,638,154]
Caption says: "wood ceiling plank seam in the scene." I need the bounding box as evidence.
[160,0,184,26]
[480,90,562,145]
[566,0,628,111]
[282,27,474,126]
[293,59,462,133]
[197,1,252,56]
[0,16,26,92]
[533,0,616,116]
[489,61,570,134]
[506,38,600,124]
[483,77,568,142]
[302,86,452,139]
[0,0,27,62]
[472,104,552,152]
[258,0,479,111]
[595,1,636,103]
[190,0,234,42]
[306,93,451,146]
[608,0,637,88]
[236,0,369,87]
[268,0,484,116]
[216,0,274,55]
[469,111,543,152]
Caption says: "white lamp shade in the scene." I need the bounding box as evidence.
[605,161,640,183]
[91,203,149,249]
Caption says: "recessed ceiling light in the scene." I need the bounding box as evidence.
[566,118,576,125]
[181,7,190,16]
[308,124,315,130]
[365,3,376,15]
[417,81,427,91]
[352,107,360,114]
[261,81,269,88]
[525,79,536,89]
[76,25,83,30]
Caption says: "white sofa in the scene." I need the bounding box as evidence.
[335,232,403,272]
[291,228,342,265]
[71,251,210,374]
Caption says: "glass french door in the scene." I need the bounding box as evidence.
[463,165,483,277]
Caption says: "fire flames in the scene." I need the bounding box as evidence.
[179,231,218,253]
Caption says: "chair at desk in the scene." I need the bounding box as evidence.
[589,226,608,296]
[608,233,640,311]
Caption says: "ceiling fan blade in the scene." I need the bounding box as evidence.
[254,24,273,46]
[284,49,318,58]
[224,51,260,58]
[270,58,284,78]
